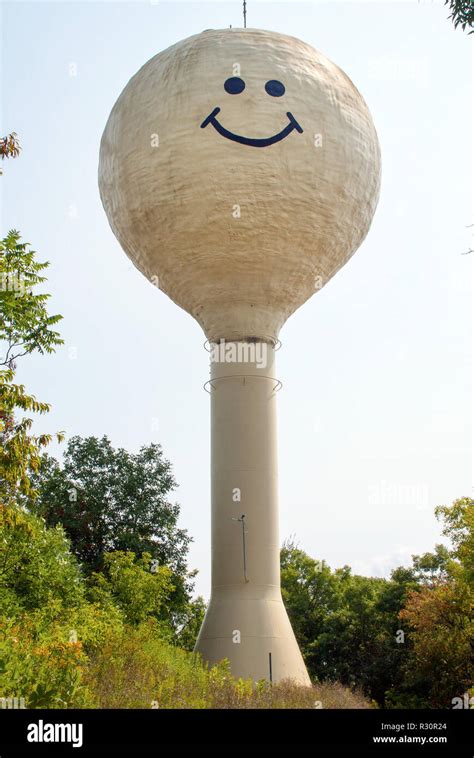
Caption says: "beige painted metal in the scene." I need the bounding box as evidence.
[196,343,310,684]
[99,27,381,345]
[98,27,381,685]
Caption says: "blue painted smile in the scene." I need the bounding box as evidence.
[200,77,303,148]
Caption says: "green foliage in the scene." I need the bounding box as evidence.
[28,436,199,643]
[387,498,474,708]
[0,230,63,502]
[31,436,190,577]
[444,0,474,33]
[411,543,451,584]
[88,551,173,630]
[396,581,473,708]
[0,617,93,708]
[0,503,85,616]
[175,595,207,652]
[282,499,474,709]
[0,230,63,367]
[0,496,208,710]
[435,497,474,584]
[0,502,121,708]
[0,597,122,708]
[0,367,64,501]
[2,457,470,711]
[0,498,371,710]
[280,539,415,705]
[280,541,342,671]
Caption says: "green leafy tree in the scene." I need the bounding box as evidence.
[88,551,174,629]
[313,571,408,704]
[281,500,473,708]
[0,231,62,367]
[435,497,474,584]
[397,581,472,707]
[0,500,123,707]
[0,230,63,501]
[411,543,452,585]
[280,540,342,675]
[280,541,419,706]
[30,436,199,641]
[86,549,204,647]
[391,497,474,707]
[0,502,84,617]
[444,0,474,33]
[31,436,191,576]
[175,595,207,652]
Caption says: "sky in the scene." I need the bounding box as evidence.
[1,0,472,598]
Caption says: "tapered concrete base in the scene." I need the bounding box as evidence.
[194,342,311,686]
[195,587,311,685]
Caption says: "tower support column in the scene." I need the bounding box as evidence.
[194,341,311,685]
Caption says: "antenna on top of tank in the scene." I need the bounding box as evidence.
[243,0,247,28]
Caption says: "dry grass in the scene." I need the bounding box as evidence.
[209,678,372,709]
[84,625,373,709]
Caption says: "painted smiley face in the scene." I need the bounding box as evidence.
[201,76,304,148]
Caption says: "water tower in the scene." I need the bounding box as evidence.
[99,28,380,685]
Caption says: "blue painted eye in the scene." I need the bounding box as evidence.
[265,80,285,97]
[224,77,245,95]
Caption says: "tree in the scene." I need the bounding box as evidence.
[435,497,474,584]
[444,0,474,33]
[280,540,412,704]
[0,502,85,617]
[0,231,63,368]
[400,582,474,708]
[281,500,473,708]
[0,132,21,174]
[175,595,207,652]
[280,539,342,675]
[0,498,124,708]
[313,571,412,705]
[398,581,472,707]
[31,436,191,576]
[388,498,473,707]
[87,551,174,629]
[411,543,451,585]
[29,435,197,635]
[0,231,63,502]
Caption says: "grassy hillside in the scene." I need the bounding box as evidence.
[85,624,372,709]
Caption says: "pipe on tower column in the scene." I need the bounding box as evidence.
[194,341,311,685]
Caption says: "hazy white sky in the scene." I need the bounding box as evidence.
[1,1,472,598]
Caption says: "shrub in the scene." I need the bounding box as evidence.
[0,617,93,708]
